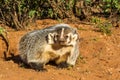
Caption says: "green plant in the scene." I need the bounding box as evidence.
[28,10,38,18]
[0,27,5,34]
[85,0,92,5]
[102,0,120,13]
[91,16,101,24]
[57,18,63,23]
[96,22,112,35]
[48,8,54,18]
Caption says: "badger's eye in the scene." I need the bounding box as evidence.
[56,35,59,38]
[65,35,69,38]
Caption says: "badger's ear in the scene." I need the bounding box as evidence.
[48,33,54,39]
[72,34,78,41]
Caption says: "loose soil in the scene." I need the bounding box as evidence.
[0,19,120,80]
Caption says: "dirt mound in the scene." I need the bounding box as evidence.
[0,19,120,80]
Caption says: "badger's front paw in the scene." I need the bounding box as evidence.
[29,62,47,71]
[57,62,69,68]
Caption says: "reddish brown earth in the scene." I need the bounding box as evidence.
[0,19,120,80]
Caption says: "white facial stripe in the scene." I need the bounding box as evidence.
[47,33,54,44]
[67,33,72,43]
[60,28,64,39]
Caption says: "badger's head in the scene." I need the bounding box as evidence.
[47,26,79,46]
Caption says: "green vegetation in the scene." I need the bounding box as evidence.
[0,0,120,30]
[0,27,5,34]
[96,22,112,35]
[90,17,101,24]
[102,0,120,13]
[90,16,112,35]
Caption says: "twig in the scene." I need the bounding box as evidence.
[0,31,10,60]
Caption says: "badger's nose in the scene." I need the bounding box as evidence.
[59,38,65,42]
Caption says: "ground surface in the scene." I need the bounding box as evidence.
[0,19,120,80]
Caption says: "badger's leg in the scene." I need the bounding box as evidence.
[28,51,58,71]
[29,62,46,71]
[27,52,51,71]
[55,52,70,68]
[67,43,79,66]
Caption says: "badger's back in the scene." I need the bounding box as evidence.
[19,28,55,62]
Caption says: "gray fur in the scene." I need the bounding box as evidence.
[19,24,80,70]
